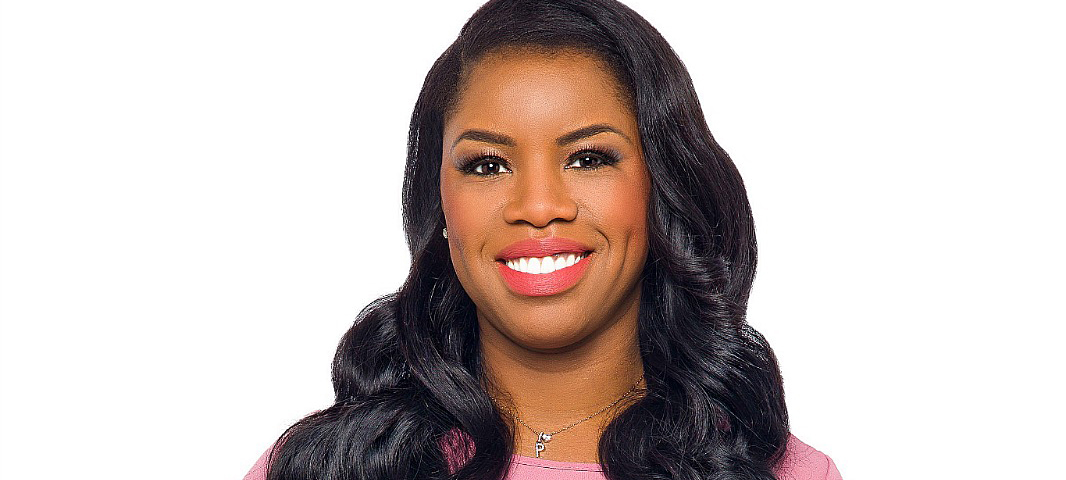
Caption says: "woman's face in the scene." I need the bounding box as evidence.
[440,49,650,352]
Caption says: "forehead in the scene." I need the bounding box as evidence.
[445,49,635,140]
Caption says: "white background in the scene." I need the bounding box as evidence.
[1,1,1063,478]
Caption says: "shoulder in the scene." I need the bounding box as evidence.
[242,443,274,480]
[773,434,843,480]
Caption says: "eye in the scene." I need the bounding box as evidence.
[460,155,512,176]
[475,160,511,175]
[565,148,620,170]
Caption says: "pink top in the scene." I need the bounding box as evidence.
[243,434,841,480]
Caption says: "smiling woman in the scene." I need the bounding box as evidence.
[245,0,841,479]
[442,51,650,359]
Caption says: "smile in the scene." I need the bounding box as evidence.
[502,252,589,274]
[494,237,595,297]
[496,253,593,297]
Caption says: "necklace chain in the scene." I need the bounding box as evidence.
[499,375,644,458]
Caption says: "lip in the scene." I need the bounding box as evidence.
[496,254,593,297]
[494,237,595,297]
[495,237,593,261]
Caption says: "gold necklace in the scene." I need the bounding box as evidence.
[501,375,644,458]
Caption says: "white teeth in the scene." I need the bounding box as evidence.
[503,253,588,274]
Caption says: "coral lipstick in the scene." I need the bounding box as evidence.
[496,237,591,260]
[495,237,594,297]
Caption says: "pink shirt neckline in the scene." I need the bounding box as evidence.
[245,433,842,480]
[510,454,603,472]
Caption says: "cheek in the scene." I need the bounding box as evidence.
[440,173,472,235]
[440,176,496,268]
[598,173,651,249]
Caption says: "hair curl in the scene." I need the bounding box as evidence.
[267,1,788,478]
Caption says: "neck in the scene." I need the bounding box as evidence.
[476,299,644,462]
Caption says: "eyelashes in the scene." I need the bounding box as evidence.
[565,146,622,170]
[457,145,623,177]
[457,153,510,176]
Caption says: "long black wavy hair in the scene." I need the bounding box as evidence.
[267,0,788,478]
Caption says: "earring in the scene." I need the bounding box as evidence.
[443,228,448,239]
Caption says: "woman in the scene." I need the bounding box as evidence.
[247,0,841,478]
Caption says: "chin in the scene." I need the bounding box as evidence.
[502,316,594,352]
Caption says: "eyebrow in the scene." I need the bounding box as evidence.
[451,130,516,149]
[556,124,632,147]
[450,123,632,151]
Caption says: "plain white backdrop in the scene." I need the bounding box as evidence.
[1,1,1063,478]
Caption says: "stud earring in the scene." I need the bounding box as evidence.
[442,228,448,239]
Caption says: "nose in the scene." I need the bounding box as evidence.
[502,163,578,228]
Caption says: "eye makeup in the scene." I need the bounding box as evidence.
[457,150,510,176]
[564,144,623,170]
[455,143,625,177]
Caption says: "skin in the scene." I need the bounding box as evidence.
[439,48,651,463]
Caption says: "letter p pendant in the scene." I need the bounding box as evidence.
[534,432,551,458]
